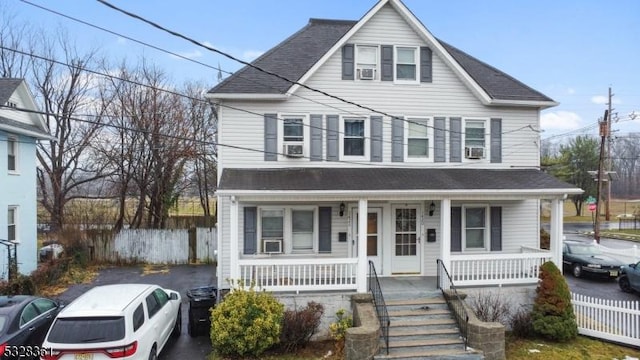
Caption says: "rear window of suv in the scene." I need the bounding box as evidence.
[48,317,125,343]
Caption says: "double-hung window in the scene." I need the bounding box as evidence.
[292,210,313,251]
[261,209,284,241]
[283,118,304,142]
[7,137,17,172]
[464,120,487,159]
[396,47,417,81]
[8,207,17,242]
[356,45,377,80]
[407,118,430,160]
[464,207,487,250]
[259,208,316,254]
[343,118,365,157]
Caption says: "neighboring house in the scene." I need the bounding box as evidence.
[207,0,582,293]
[0,78,52,278]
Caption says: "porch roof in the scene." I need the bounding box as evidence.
[218,167,582,197]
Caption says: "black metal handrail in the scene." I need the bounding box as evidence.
[368,260,390,355]
[436,259,469,350]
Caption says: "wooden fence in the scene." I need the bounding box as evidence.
[571,292,639,347]
[87,228,217,264]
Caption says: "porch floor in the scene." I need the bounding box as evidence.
[377,276,438,299]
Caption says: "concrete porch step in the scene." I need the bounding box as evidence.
[390,318,457,328]
[389,338,464,349]
[389,327,460,338]
[374,348,483,360]
[386,297,446,306]
[388,308,451,317]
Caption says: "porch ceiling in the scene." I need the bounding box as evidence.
[218,167,582,199]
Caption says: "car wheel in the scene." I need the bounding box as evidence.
[148,345,157,360]
[619,276,632,293]
[172,307,182,338]
[572,264,583,278]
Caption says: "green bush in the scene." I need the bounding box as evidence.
[531,261,577,342]
[210,282,284,357]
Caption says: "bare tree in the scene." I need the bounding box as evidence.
[0,3,34,78]
[32,30,108,231]
[612,134,640,198]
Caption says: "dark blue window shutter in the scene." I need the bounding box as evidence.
[244,207,257,255]
[391,116,404,162]
[490,118,502,163]
[326,115,339,161]
[490,207,502,251]
[310,114,323,161]
[449,117,462,162]
[420,47,432,83]
[342,44,354,80]
[434,117,446,162]
[451,207,461,252]
[370,116,383,162]
[318,207,332,253]
[381,45,394,81]
[264,113,278,161]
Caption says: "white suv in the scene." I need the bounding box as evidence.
[41,284,181,360]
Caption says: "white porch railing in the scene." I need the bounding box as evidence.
[572,292,640,347]
[237,257,358,292]
[450,251,552,286]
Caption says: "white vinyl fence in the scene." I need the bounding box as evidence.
[593,240,640,265]
[99,228,216,264]
[571,293,640,347]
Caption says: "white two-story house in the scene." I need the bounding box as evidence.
[1,78,52,278]
[207,0,582,293]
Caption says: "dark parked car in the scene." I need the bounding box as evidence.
[619,261,640,294]
[0,295,61,359]
[562,240,625,279]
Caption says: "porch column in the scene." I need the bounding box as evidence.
[439,198,452,270]
[229,196,239,282]
[357,199,368,293]
[549,197,564,272]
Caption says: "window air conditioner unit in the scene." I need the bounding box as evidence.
[358,68,375,80]
[263,239,283,254]
[465,146,485,159]
[284,143,304,158]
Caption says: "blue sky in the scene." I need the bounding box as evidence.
[7,0,640,140]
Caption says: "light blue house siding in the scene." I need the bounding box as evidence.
[0,131,39,276]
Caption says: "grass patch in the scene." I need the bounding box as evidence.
[505,334,640,359]
[208,340,336,360]
[38,264,100,297]
[141,264,170,275]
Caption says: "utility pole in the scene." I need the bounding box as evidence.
[594,110,608,243]
[605,87,614,221]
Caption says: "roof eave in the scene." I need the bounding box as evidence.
[489,99,559,109]
[0,124,55,140]
[217,188,583,199]
[205,93,289,101]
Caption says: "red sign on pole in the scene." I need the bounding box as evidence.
[588,204,597,212]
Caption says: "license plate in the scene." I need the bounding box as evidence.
[75,354,93,360]
[610,270,618,277]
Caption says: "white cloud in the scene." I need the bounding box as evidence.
[242,50,264,61]
[116,37,127,45]
[567,88,575,95]
[541,111,583,131]
[591,95,622,105]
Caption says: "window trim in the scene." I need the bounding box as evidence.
[462,118,490,161]
[7,206,17,242]
[355,44,379,81]
[339,116,369,160]
[461,205,490,251]
[394,46,419,83]
[404,117,433,162]
[278,114,309,160]
[257,206,319,254]
[7,136,19,174]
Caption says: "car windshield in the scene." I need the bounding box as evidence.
[569,244,602,256]
[0,315,7,334]
[47,317,125,343]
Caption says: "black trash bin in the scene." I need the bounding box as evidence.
[186,286,217,337]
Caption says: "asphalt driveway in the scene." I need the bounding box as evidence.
[57,264,216,359]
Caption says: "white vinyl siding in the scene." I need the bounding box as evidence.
[216,3,540,174]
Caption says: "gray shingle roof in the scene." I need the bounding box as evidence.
[0,116,51,137]
[0,78,23,104]
[218,168,578,192]
[208,17,553,103]
[210,19,357,94]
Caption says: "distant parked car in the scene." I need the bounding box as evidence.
[562,240,625,279]
[618,261,640,294]
[39,243,63,261]
[0,295,61,359]
[42,284,181,360]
